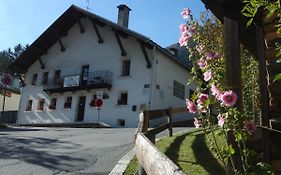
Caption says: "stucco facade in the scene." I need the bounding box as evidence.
[16,5,195,127]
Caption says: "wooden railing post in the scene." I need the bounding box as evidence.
[167,107,173,137]
[142,111,149,133]
[137,111,149,175]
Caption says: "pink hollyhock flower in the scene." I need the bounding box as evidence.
[196,44,204,54]
[217,114,225,127]
[179,33,191,47]
[211,84,223,100]
[197,104,207,113]
[205,51,213,60]
[203,70,212,82]
[244,120,256,134]
[179,24,188,33]
[181,8,191,19]
[221,90,237,107]
[197,93,208,104]
[214,52,221,59]
[194,118,201,128]
[186,99,196,113]
[197,58,207,69]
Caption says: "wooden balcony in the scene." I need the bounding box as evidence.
[43,70,113,93]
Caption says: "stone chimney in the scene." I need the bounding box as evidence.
[117,4,131,28]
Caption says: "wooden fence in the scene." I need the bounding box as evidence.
[135,106,189,175]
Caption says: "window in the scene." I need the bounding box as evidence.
[121,60,130,76]
[31,74,37,85]
[42,72,48,85]
[49,98,57,110]
[26,100,33,111]
[173,81,185,100]
[189,89,195,99]
[117,119,125,127]
[117,92,128,105]
[64,97,72,109]
[37,98,45,110]
[54,70,61,81]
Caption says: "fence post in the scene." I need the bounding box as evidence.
[167,107,173,137]
[137,111,149,175]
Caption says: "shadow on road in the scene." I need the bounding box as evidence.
[0,135,90,171]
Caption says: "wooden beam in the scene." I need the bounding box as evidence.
[139,41,152,68]
[224,15,243,172]
[54,28,67,37]
[256,20,271,163]
[135,133,185,175]
[91,20,103,43]
[38,57,45,69]
[224,17,243,108]
[113,30,126,56]
[265,49,277,60]
[58,39,65,52]
[77,20,85,33]
[143,109,168,120]
[265,31,280,42]
[264,21,279,34]
[34,47,47,55]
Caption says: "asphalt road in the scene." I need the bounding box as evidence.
[0,127,136,175]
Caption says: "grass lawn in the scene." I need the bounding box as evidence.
[124,129,227,175]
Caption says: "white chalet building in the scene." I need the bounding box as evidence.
[13,5,196,127]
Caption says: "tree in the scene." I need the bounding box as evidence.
[0,44,28,73]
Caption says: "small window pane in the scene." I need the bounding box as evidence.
[37,99,45,110]
[49,98,57,110]
[32,74,37,85]
[64,97,72,108]
[122,60,130,76]
[26,100,33,111]
[173,81,185,100]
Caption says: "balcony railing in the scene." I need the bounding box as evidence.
[43,70,113,93]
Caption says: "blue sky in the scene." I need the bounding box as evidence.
[0,0,206,51]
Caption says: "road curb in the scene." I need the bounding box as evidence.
[109,148,135,175]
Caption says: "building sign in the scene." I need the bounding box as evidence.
[96,91,103,99]
[0,90,11,97]
[63,76,80,87]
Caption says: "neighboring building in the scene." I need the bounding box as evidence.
[0,74,21,123]
[13,5,196,127]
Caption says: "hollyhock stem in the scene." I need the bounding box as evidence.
[223,130,239,175]
[237,140,247,173]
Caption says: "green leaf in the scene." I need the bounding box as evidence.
[246,18,254,27]
[229,145,235,155]
[273,73,281,82]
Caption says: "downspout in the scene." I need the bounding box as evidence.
[148,45,158,110]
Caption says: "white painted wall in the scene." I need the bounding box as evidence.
[150,50,196,126]
[18,18,153,127]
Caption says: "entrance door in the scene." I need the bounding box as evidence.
[77,96,86,122]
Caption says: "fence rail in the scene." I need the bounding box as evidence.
[135,106,189,175]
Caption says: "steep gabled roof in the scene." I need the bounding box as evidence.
[13,5,190,73]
